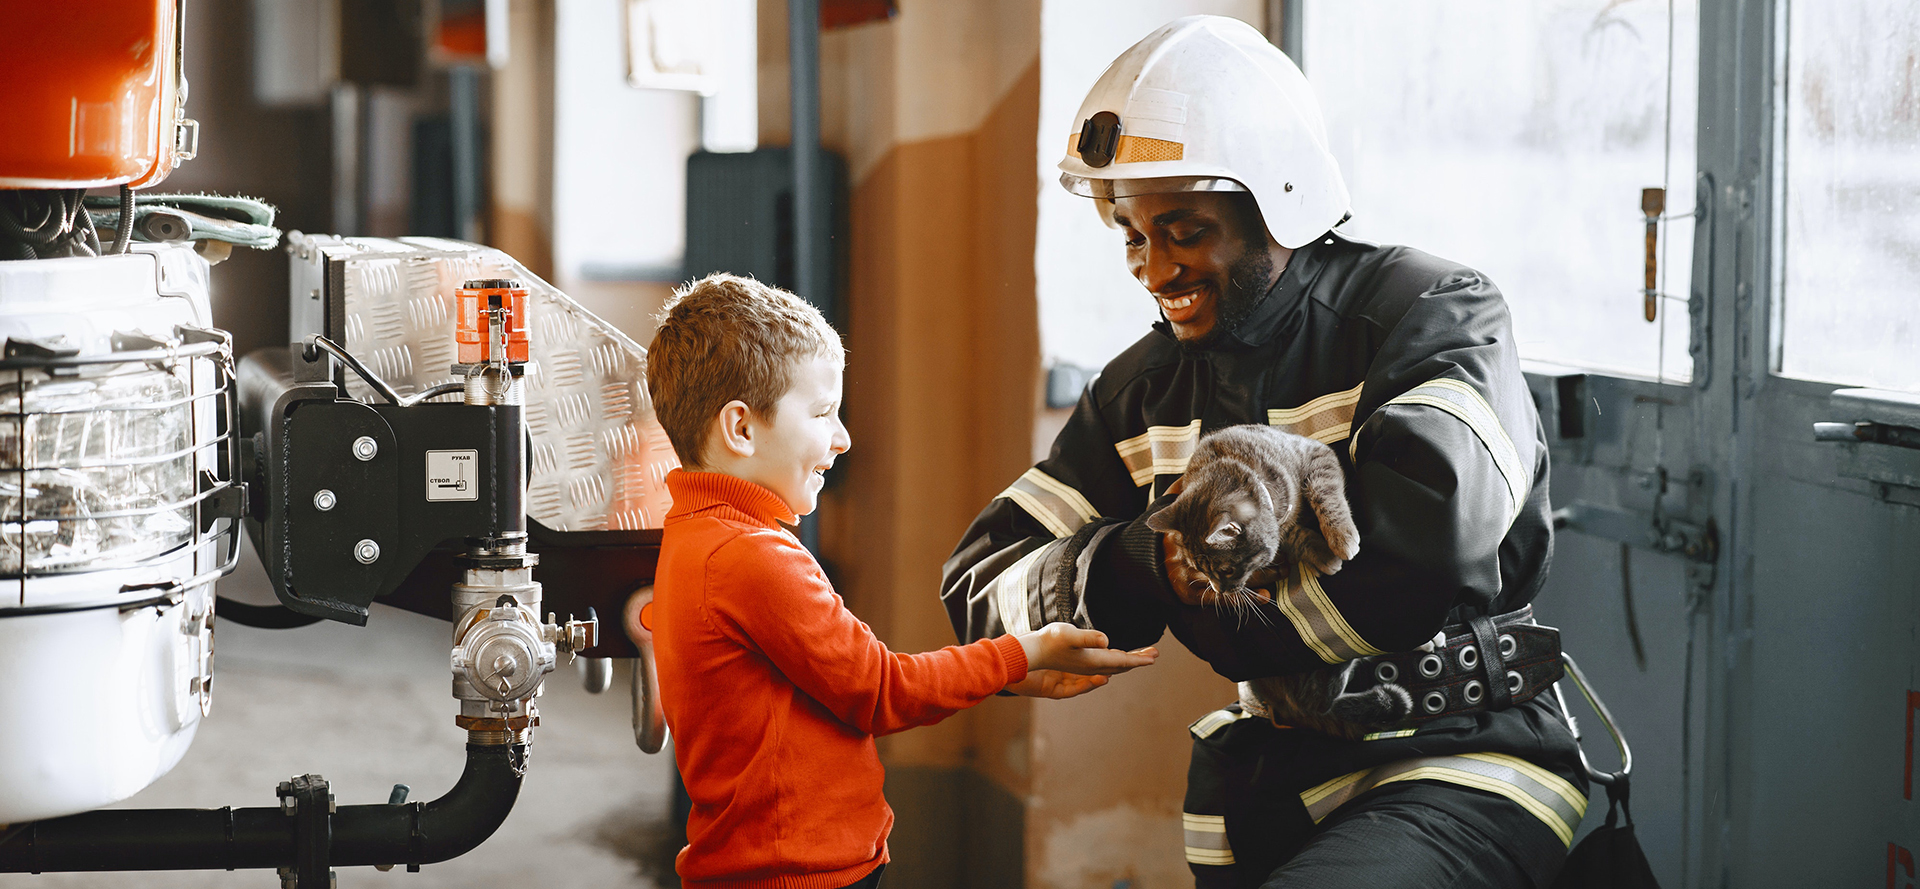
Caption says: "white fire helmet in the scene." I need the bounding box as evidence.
[1058,15,1350,250]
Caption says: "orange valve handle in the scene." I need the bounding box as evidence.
[455,279,530,365]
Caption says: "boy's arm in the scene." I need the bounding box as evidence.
[706,530,1030,736]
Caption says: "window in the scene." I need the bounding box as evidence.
[1777,0,1920,392]
[1306,0,1698,380]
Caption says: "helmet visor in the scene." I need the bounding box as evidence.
[1059,173,1249,200]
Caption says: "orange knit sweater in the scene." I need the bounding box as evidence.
[654,469,1029,889]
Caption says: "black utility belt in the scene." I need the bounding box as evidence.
[1348,606,1563,725]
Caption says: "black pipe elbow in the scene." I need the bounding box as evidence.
[0,743,524,875]
[330,743,525,868]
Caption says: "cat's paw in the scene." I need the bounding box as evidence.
[1319,520,1360,562]
[1305,554,1344,575]
[1300,536,1347,576]
[1330,682,1413,728]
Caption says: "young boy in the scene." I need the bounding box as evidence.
[638,274,1156,889]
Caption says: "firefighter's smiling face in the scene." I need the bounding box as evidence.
[1111,191,1292,347]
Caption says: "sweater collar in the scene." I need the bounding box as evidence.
[664,469,799,529]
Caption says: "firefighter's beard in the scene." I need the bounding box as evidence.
[1182,241,1277,352]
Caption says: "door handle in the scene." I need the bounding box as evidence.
[1813,421,1920,450]
[1817,389,1920,491]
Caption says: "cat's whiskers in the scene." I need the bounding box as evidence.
[1231,587,1275,627]
[1204,585,1274,630]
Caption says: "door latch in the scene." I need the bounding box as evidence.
[1552,502,1717,564]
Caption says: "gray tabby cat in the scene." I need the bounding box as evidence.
[1146,424,1412,739]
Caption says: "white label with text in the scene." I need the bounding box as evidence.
[425,449,479,501]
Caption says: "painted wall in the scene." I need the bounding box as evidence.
[752,2,1256,886]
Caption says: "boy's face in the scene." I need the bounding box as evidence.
[735,353,850,516]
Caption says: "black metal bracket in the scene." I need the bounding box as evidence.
[237,345,525,625]
[199,470,247,533]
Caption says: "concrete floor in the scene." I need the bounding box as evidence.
[0,550,682,889]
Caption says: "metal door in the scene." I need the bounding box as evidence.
[1687,1,1920,885]
[1538,1,1920,885]
[1303,1,1920,884]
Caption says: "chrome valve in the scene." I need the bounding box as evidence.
[447,549,601,740]
[452,599,555,705]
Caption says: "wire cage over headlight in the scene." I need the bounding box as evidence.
[0,325,242,602]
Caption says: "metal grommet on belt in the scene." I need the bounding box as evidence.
[1422,691,1447,714]
[1506,670,1524,694]
[1458,645,1479,671]
[1418,653,1444,679]
[1498,633,1517,659]
[1374,661,1400,684]
[1463,680,1485,705]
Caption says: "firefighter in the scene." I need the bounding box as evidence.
[941,15,1588,887]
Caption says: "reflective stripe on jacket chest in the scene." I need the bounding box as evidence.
[1111,380,1367,493]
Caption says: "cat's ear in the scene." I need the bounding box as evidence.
[1145,507,1177,534]
[1205,519,1243,548]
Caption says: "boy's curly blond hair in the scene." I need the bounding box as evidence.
[646,273,842,467]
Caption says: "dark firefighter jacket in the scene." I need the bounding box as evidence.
[940,229,1588,880]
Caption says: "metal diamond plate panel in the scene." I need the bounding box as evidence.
[326,237,676,531]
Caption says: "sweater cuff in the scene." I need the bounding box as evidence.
[1089,513,1174,606]
[990,634,1030,685]
[1080,514,1178,651]
[1112,516,1169,589]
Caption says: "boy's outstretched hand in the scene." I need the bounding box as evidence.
[1011,623,1157,698]
[1006,670,1110,699]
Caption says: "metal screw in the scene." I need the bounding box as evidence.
[354,539,381,564]
[352,436,378,461]
[313,489,337,511]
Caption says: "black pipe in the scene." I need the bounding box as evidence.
[0,743,523,873]
[490,404,526,540]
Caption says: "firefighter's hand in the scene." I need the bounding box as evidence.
[1154,476,1213,607]
[1006,670,1109,699]
[1162,533,1209,606]
[1017,622,1157,678]
[1162,534,1284,608]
